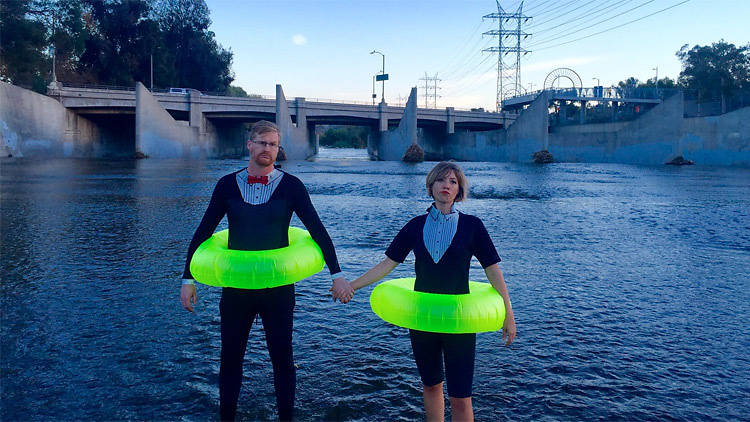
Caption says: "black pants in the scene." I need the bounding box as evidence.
[409,330,476,398]
[219,285,295,421]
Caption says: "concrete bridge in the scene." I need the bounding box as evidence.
[1,81,747,165]
[33,82,512,160]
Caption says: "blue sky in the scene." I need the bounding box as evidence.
[205,0,749,110]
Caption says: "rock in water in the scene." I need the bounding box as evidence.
[276,146,287,161]
[666,155,695,165]
[402,143,424,163]
[532,150,554,164]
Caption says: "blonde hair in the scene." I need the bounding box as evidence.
[426,161,469,202]
[248,120,280,142]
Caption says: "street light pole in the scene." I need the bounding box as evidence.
[370,50,385,104]
[592,77,600,86]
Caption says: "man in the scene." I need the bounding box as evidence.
[180,120,353,421]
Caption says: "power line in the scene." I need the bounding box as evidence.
[523,0,557,14]
[526,0,617,31]
[523,0,580,27]
[434,19,486,76]
[528,0,628,35]
[532,0,691,51]
[439,37,494,80]
[442,57,497,99]
[528,0,658,47]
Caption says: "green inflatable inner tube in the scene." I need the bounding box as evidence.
[189,227,325,289]
[369,278,506,333]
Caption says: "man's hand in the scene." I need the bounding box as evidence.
[502,311,516,346]
[329,277,354,303]
[180,284,197,312]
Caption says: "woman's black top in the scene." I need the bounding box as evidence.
[385,212,500,294]
[182,169,341,279]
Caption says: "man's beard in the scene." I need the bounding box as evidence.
[253,153,274,166]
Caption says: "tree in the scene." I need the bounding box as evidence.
[617,77,640,89]
[153,0,233,92]
[0,0,49,91]
[677,40,750,101]
[77,0,157,86]
[225,85,248,97]
[319,126,369,148]
[1,0,234,92]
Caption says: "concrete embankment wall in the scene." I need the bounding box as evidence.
[0,82,99,157]
[679,107,750,166]
[135,82,201,158]
[548,93,749,166]
[420,92,548,163]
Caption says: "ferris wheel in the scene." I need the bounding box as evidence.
[543,68,583,90]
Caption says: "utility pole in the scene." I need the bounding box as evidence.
[150,54,154,91]
[419,73,441,108]
[652,66,658,88]
[483,0,531,111]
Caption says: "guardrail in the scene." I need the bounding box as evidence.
[57,82,136,92]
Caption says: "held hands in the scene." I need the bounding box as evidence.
[180,284,197,312]
[330,276,354,303]
[502,311,516,346]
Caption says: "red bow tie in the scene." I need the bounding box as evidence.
[247,175,269,185]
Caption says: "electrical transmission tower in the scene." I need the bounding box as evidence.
[419,73,442,108]
[482,0,530,111]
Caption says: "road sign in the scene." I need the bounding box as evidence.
[376,74,389,82]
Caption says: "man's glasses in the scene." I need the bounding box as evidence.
[251,140,279,149]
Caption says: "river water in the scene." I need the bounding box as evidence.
[1,149,748,421]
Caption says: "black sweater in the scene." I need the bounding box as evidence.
[385,213,500,294]
[182,169,341,279]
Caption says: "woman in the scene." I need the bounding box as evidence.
[347,161,516,422]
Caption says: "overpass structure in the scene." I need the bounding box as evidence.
[39,83,513,160]
[2,82,745,165]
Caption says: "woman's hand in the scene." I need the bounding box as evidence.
[483,264,516,346]
[330,277,354,303]
[502,311,516,346]
[180,284,197,312]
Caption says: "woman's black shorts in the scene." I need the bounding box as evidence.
[409,329,476,398]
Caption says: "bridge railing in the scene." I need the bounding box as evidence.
[506,87,681,103]
[544,86,668,100]
[57,82,136,92]
[50,82,500,114]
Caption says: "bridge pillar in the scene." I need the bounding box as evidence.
[369,87,418,160]
[611,101,617,122]
[579,100,586,124]
[188,89,202,131]
[446,107,455,134]
[378,102,388,132]
[275,85,314,160]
